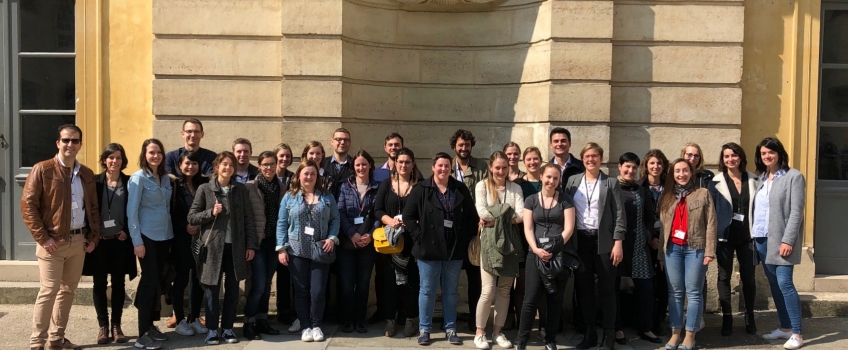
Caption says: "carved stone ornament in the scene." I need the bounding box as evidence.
[395,0,496,4]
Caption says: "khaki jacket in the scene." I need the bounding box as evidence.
[245,180,267,241]
[657,188,717,260]
[21,157,100,245]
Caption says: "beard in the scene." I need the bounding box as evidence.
[456,151,470,160]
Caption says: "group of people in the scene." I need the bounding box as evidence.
[22,120,806,350]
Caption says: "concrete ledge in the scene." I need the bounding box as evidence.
[0,282,94,305]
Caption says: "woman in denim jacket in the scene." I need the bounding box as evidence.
[276,160,341,343]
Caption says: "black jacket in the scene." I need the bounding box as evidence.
[82,172,137,279]
[551,154,585,190]
[695,169,715,189]
[321,156,353,195]
[402,176,478,261]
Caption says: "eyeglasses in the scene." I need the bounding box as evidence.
[60,138,81,145]
[260,163,276,169]
[684,153,701,159]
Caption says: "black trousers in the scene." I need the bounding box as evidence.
[380,255,420,321]
[575,232,617,331]
[204,244,239,331]
[92,239,131,327]
[716,240,756,315]
[135,236,171,336]
[517,254,567,344]
[171,246,204,324]
[463,257,482,326]
[650,246,668,328]
[615,277,654,333]
[276,260,292,319]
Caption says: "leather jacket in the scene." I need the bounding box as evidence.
[21,157,100,245]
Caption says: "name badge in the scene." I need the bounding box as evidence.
[354,217,364,225]
[305,226,315,236]
[103,220,116,228]
[71,201,80,210]
[733,213,745,222]
[673,229,687,239]
[539,237,550,243]
[395,215,403,221]
[444,220,454,228]
[584,217,597,227]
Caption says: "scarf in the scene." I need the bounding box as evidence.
[674,181,695,200]
[256,175,281,238]
[617,175,637,189]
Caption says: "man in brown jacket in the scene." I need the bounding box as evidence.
[21,124,100,350]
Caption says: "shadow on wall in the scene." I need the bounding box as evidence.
[340,0,540,165]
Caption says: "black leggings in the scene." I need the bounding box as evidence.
[171,249,204,324]
[380,255,420,321]
[575,232,617,331]
[717,240,756,315]
[135,236,171,336]
[517,253,567,344]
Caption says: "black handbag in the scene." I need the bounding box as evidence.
[311,240,337,264]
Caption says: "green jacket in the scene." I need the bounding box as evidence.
[452,156,487,201]
[481,203,524,277]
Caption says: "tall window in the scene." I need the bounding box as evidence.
[818,5,848,180]
[17,0,75,166]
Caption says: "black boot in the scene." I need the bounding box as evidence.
[745,311,757,334]
[255,319,280,335]
[598,329,616,350]
[721,315,733,336]
[243,322,261,340]
[575,327,598,349]
[515,342,527,350]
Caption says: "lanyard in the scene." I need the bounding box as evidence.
[435,179,452,213]
[350,178,369,216]
[396,177,411,215]
[540,192,557,235]
[582,175,598,210]
[104,180,120,219]
[303,192,317,223]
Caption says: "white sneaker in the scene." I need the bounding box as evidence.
[312,327,325,342]
[495,334,514,349]
[190,319,208,334]
[289,319,302,333]
[784,336,804,349]
[763,328,793,340]
[474,333,489,349]
[301,328,314,342]
[175,319,195,336]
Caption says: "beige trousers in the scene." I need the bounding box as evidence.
[475,267,514,329]
[31,234,86,347]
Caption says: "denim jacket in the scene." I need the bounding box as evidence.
[275,190,340,251]
[127,169,174,247]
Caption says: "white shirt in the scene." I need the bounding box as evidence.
[57,156,85,230]
[573,175,600,230]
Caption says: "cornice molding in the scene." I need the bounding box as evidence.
[395,0,496,4]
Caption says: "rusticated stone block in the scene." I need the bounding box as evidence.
[551,42,613,81]
[549,83,612,122]
[153,39,280,77]
[611,86,741,124]
[283,38,343,76]
[613,4,744,43]
[283,80,342,118]
[608,126,740,166]
[153,79,281,117]
[153,0,280,36]
[551,1,614,39]
[612,45,743,83]
[282,0,342,35]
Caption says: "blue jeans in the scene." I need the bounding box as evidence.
[417,259,463,332]
[754,238,802,334]
[245,244,279,320]
[290,255,331,328]
[338,246,377,325]
[664,244,707,332]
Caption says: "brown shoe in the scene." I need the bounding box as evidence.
[48,338,82,350]
[97,326,110,344]
[166,313,177,328]
[112,323,128,343]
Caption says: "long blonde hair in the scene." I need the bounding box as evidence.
[484,151,510,204]
[680,142,705,173]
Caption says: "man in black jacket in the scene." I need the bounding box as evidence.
[549,127,585,189]
[320,128,353,196]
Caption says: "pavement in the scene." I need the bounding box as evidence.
[2,304,848,350]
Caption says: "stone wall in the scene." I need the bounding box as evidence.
[152,0,746,312]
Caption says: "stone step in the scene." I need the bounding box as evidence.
[814,274,848,292]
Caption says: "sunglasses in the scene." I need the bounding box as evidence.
[59,138,81,145]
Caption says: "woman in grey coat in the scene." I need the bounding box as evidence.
[188,151,259,345]
[751,138,805,350]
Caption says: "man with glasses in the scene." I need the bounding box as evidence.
[320,128,353,195]
[165,118,218,176]
[22,124,100,350]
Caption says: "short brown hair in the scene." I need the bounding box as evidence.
[182,118,203,131]
[257,151,276,165]
[232,138,252,152]
[212,151,238,178]
[333,128,351,137]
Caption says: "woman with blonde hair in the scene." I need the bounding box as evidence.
[680,143,714,188]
